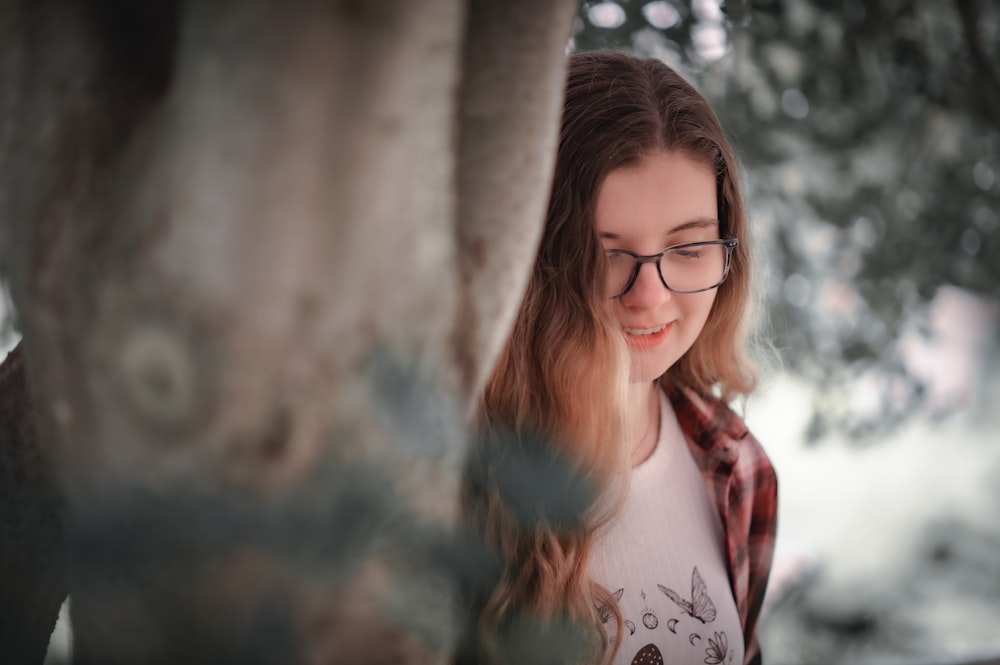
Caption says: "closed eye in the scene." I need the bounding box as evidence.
[672,249,703,259]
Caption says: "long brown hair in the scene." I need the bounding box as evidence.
[462,51,758,664]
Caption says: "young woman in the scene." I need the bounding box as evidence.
[462,51,778,665]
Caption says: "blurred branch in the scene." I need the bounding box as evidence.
[0,342,69,664]
[954,0,1000,128]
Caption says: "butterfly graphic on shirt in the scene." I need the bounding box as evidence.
[594,587,624,624]
[657,566,717,624]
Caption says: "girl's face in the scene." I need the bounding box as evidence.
[594,151,722,383]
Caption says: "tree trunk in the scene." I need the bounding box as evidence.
[0,1,576,663]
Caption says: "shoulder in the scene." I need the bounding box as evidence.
[667,385,762,455]
[667,385,776,486]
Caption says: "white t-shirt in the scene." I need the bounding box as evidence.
[589,392,744,665]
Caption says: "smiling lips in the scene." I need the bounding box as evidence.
[623,322,672,349]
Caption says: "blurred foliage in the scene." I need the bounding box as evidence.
[574,0,1000,440]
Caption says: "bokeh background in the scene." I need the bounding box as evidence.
[2,1,998,663]
[570,0,1000,662]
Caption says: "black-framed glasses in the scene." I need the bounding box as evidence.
[606,238,739,299]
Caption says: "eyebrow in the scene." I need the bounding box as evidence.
[597,217,720,241]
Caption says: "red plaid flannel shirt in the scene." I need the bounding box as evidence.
[669,386,779,665]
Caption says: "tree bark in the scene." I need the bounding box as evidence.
[455,0,577,398]
[0,0,576,663]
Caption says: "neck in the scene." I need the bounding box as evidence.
[628,380,660,467]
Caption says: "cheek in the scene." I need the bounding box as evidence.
[609,300,626,325]
[694,294,718,328]
[676,292,718,348]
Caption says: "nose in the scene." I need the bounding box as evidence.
[621,261,671,309]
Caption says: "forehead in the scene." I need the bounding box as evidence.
[594,151,718,239]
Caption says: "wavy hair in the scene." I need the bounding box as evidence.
[462,51,758,664]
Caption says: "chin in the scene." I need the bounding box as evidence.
[628,354,677,384]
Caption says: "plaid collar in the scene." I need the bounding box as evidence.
[670,385,746,466]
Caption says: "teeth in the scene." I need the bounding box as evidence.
[624,324,666,336]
